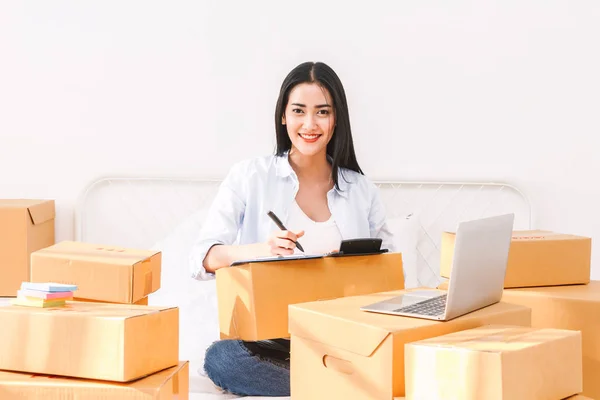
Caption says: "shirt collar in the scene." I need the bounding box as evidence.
[275,151,351,197]
[275,151,295,178]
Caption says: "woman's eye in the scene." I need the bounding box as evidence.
[292,108,303,114]
[318,110,330,115]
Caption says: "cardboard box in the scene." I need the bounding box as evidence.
[395,389,592,399]
[405,325,582,400]
[440,230,591,288]
[396,393,594,400]
[502,282,600,399]
[30,241,161,304]
[0,301,178,382]
[81,296,149,306]
[289,289,532,399]
[437,279,449,290]
[0,361,189,399]
[217,252,404,341]
[135,296,148,306]
[0,199,55,296]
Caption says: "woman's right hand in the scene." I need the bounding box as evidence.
[266,229,305,256]
[205,230,305,273]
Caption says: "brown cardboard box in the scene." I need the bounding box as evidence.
[0,301,178,382]
[502,282,600,399]
[135,296,149,306]
[0,361,189,399]
[437,279,449,290]
[217,252,404,341]
[81,296,149,306]
[399,397,593,400]
[0,200,55,296]
[405,325,582,400]
[30,241,161,304]
[440,230,591,288]
[400,388,592,399]
[289,289,531,399]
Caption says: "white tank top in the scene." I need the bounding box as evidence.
[287,200,343,255]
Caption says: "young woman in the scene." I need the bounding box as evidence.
[190,61,395,396]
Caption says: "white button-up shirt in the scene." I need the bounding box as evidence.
[189,153,396,280]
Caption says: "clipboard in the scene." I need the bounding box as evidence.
[229,254,324,267]
[229,238,388,266]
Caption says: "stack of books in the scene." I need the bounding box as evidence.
[11,282,78,308]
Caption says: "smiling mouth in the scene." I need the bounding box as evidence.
[299,133,321,140]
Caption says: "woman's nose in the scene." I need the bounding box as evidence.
[303,115,317,130]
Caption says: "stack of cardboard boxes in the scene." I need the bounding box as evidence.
[216,228,594,399]
[2,198,596,399]
[288,293,537,399]
[0,199,188,399]
[437,229,595,399]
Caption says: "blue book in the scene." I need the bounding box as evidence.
[20,282,78,293]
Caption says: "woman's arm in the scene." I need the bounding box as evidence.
[189,161,248,280]
[189,160,305,279]
[202,243,267,273]
[203,229,305,273]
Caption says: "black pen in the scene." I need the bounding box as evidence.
[267,210,305,253]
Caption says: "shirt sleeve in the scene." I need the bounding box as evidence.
[189,161,247,280]
[367,181,396,254]
[366,181,407,282]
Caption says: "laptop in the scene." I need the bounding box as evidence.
[360,213,515,321]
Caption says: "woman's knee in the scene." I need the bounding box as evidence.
[203,340,247,390]
[203,339,290,397]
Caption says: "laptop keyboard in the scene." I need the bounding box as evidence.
[393,294,447,317]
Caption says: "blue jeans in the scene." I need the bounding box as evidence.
[203,339,290,397]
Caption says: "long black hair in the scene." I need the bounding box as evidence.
[274,61,363,190]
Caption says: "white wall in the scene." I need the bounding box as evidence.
[1,1,599,277]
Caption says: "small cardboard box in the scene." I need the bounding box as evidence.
[502,282,600,399]
[440,230,591,288]
[216,252,404,341]
[0,301,178,382]
[405,325,582,400]
[83,296,149,306]
[437,279,450,290]
[30,241,161,304]
[289,289,532,399]
[0,199,55,296]
[0,361,189,399]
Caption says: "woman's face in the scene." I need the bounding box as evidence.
[283,82,336,157]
